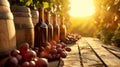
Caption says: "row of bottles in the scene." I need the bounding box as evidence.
[34,8,67,48]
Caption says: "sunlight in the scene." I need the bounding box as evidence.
[69,0,95,17]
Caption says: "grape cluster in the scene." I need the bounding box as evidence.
[4,41,71,67]
[4,43,48,67]
[63,33,81,44]
[35,41,71,62]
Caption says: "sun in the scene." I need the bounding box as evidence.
[69,0,95,17]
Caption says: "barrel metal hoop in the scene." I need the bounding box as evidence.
[15,23,34,29]
[0,12,13,19]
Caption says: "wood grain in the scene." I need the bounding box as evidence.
[60,44,82,67]
[85,37,120,67]
[77,38,104,67]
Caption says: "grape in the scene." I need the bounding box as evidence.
[65,47,71,52]
[39,46,45,52]
[34,47,39,53]
[15,54,22,63]
[35,58,48,67]
[47,54,53,61]
[60,51,67,58]
[44,45,51,52]
[56,54,60,60]
[51,45,56,49]
[61,42,66,48]
[56,44,62,48]
[11,49,20,57]
[50,48,57,54]
[20,43,29,56]
[29,61,36,67]
[50,41,56,46]
[5,57,18,67]
[39,50,49,58]
[33,57,39,62]
[57,47,63,53]
[43,42,51,47]
[23,49,37,61]
[21,61,30,67]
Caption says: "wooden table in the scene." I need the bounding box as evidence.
[1,37,120,67]
[52,37,120,67]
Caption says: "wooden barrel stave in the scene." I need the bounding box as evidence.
[11,6,34,48]
[0,0,16,57]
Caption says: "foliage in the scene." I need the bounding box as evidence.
[94,0,120,45]
[8,0,32,6]
[111,24,120,45]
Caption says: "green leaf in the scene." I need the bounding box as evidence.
[25,0,32,6]
[43,2,49,8]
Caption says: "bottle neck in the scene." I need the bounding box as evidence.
[45,12,50,24]
[60,16,64,25]
[39,8,44,23]
[53,14,57,24]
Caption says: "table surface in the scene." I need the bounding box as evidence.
[1,37,120,67]
[52,37,120,67]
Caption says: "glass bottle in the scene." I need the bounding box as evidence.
[53,14,60,42]
[34,8,48,48]
[45,12,53,42]
[60,15,67,42]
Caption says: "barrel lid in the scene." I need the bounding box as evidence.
[11,6,31,13]
[0,12,13,19]
[0,0,10,7]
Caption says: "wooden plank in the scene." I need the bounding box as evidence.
[59,44,82,67]
[102,45,120,58]
[85,37,120,67]
[77,38,104,67]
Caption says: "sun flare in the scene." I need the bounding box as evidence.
[69,0,95,17]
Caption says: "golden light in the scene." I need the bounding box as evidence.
[69,0,95,17]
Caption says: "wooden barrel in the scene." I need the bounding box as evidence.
[11,6,34,48]
[31,10,39,26]
[0,0,10,7]
[0,0,16,57]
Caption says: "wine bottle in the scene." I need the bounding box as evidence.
[34,8,48,48]
[45,12,53,42]
[53,14,60,42]
[60,15,67,42]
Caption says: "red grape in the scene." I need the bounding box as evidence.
[57,47,63,53]
[44,45,51,51]
[50,41,56,46]
[60,51,67,58]
[20,43,29,56]
[39,46,45,52]
[23,49,37,61]
[56,44,62,48]
[61,42,66,48]
[43,42,51,47]
[5,57,18,67]
[29,61,36,67]
[11,49,20,56]
[65,47,71,52]
[50,48,57,54]
[35,58,48,67]
[21,61,30,67]
[39,50,49,58]
[15,54,22,62]
[47,54,53,61]
[56,54,60,59]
